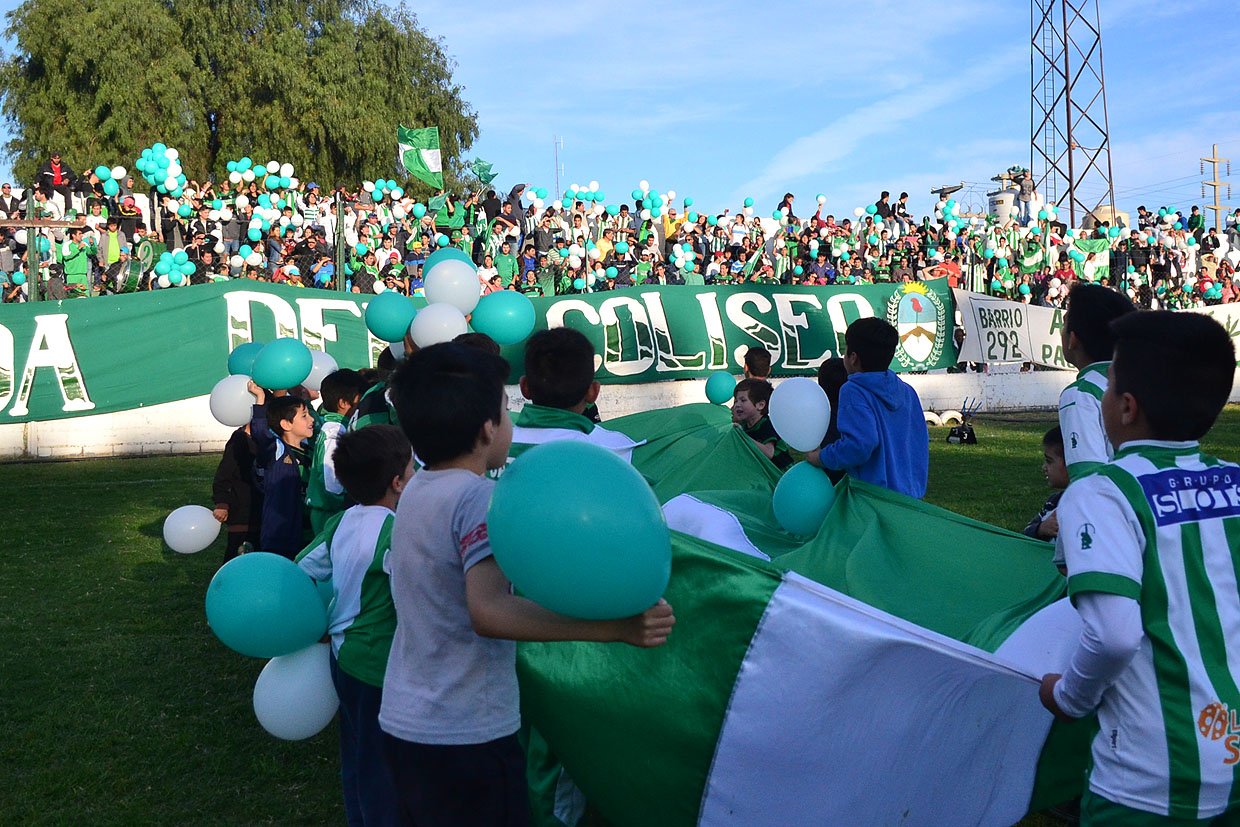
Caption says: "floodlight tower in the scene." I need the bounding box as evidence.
[1030,0,1115,227]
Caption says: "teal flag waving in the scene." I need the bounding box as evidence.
[471,157,497,185]
[398,125,443,189]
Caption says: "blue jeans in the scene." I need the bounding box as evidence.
[329,652,402,827]
[1018,200,1033,225]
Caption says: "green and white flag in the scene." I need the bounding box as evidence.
[472,157,497,185]
[514,403,1093,826]
[398,125,443,189]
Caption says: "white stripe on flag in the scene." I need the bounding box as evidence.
[662,495,770,561]
[510,425,643,464]
[698,572,1053,827]
[993,598,1082,677]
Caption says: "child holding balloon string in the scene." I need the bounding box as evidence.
[379,343,675,827]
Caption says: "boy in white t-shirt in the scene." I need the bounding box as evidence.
[1040,311,1240,824]
[380,343,675,826]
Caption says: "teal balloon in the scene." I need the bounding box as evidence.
[173,250,189,264]
[536,188,547,198]
[865,204,878,215]
[252,337,313,390]
[687,212,698,222]
[983,248,995,259]
[1147,236,1156,245]
[868,234,879,245]
[153,142,167,153]
[793,265,804,275]
[1030,227,1041,236]
[606,204,619,216]
[169,271,183,285]
[651,195,663,208]
[102,178,120,197]
[773,210,784,220]
[154,260,171,275]
[651,207,662,218]
[594,191,604,202]
[365,290,417,342]
[743,197,754,207]
[355,243,369,257]
[436,234,450,247]
[247,228,262,242]
[605,266,618,278]
[707,215,718,226]
[614,241,629,254]
[1037,210,1048,220]
[412,203,426,218]
[226,161,237,172]
[580,191,593,202]
[258,194,271,208]
[631,188,643,200]
[773,462,837,536]
[315,577,335,611]
[204,552,327,658]
[470,290,537,345]
[573,278,585,290]
[177,204,191,218]
[424,246,472,273]
[1174,222,1183,231]
[228,341,265,375]
[1127,265,1136,274]
[488,441,671,620]
[11,271,25,285]
[1108,226,1121,238]
[239,156,251,168]
[705,371,736,404]
[1019,283,1031,295]
[239,245,253,258]
[265,178,279,191]
[179,261,196,276]
[839,251,850,262]
[990,279,1002,291]
[683,196,694,207]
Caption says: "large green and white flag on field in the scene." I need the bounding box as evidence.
[398,125,443,189]
[510,402,1093,826]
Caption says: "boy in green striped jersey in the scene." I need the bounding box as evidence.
[1040,311,1240,825]
[298,424,413,827]
[1058,283,1136,481]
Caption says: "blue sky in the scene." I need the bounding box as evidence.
[1,0,1237,223]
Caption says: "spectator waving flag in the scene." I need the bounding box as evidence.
[471,158,497,185]
[397,125,443,189]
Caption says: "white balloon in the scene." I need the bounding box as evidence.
[288,177,299,190]
[780,206,789,216]
[265,160,280,174]
[253,643,339,740]
[229,171,243,184]
[302,350,338,393]
[424,258,481,314]
[279,216,290,228]
[1048,286,1060,298]
[589,180,599,192]
[208,209,220,221]
[279,163,294,178]
[14,229,26,244]
[209,374,258,427]
[389,338,406,361]
[743,206,753,216]
[363,181,375,193]
[410,302,469,347]
[568,254,582,269]
[214,241,224,254]
[246,252,263,266]
[593,204,605,216]
[157,274,172,288]
[1049,277,1062,288]
[533,197,544,209]
[163,505,221,554]
[570,183,580,193]
[230,254,243,269]
[641,209,651,220]
[854,207,865,218]
[235,195,250,208]
[588,247,601,260]
[164,147,179,160]
[639,180,649,192]
[249,218,262,230]
[817,195,827,205]
[392,206,406,220]
[291,214,304,227]
[164,176,178,191]
[110,165,126,180]
[666,189,676,201]
[242,169,256,183]
[167,163,183,179]
[769,377,832,452]
[373,280,387,294]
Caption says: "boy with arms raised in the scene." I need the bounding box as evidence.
[380,343,674,827]
[1058,283,1136,481]
[1040,311,1240,825]
[298,425,411,827]
[807,317,928,498]
[248,384,316,558]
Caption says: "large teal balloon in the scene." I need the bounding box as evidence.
[204,552,327,657]
[411,203,427,218]
[424,246,472,274]
[252,337,313,390]
[365,290,417,342]
[470,290,536,345]
[102,178,120,197]
[705,370,736,404]
[228,341,265,375]
[489,441,671,619]
[772,462,838,535]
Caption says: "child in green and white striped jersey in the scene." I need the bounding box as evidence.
[1040,311,1240,824]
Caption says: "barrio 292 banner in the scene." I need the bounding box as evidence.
[0,279,958,424]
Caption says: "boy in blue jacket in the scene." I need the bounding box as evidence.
[248,382,316,558]
[807,317,928,498]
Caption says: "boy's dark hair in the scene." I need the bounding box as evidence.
[389,342,510,466]
[266,396,307,437]
[744,345,772,378]
[332,425,411,505]
[816,357,848,411]
[1064,283,1136,363]
[319,368,363,415]
[377,346,398,372]
[357,367,389,389]
[734,378,773,411]
[454,331,501,355]
[1110,311,1234,441]
[844,317,899,372]
[523,327,594,409]
[1042,425,1064,453]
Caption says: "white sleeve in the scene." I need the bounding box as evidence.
[1053,591,1144,718]
[1059,386,1110,478]
[322,422,345,496]
[297,536,333,581]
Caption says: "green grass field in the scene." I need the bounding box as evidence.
[5,410,1240,826]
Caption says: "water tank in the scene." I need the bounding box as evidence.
[989,190,1016,224]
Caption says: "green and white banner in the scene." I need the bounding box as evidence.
[0,280,958,425]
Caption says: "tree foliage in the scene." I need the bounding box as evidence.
[0,0,478,191]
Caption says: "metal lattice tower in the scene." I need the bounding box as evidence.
[1031,0,1115,227]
